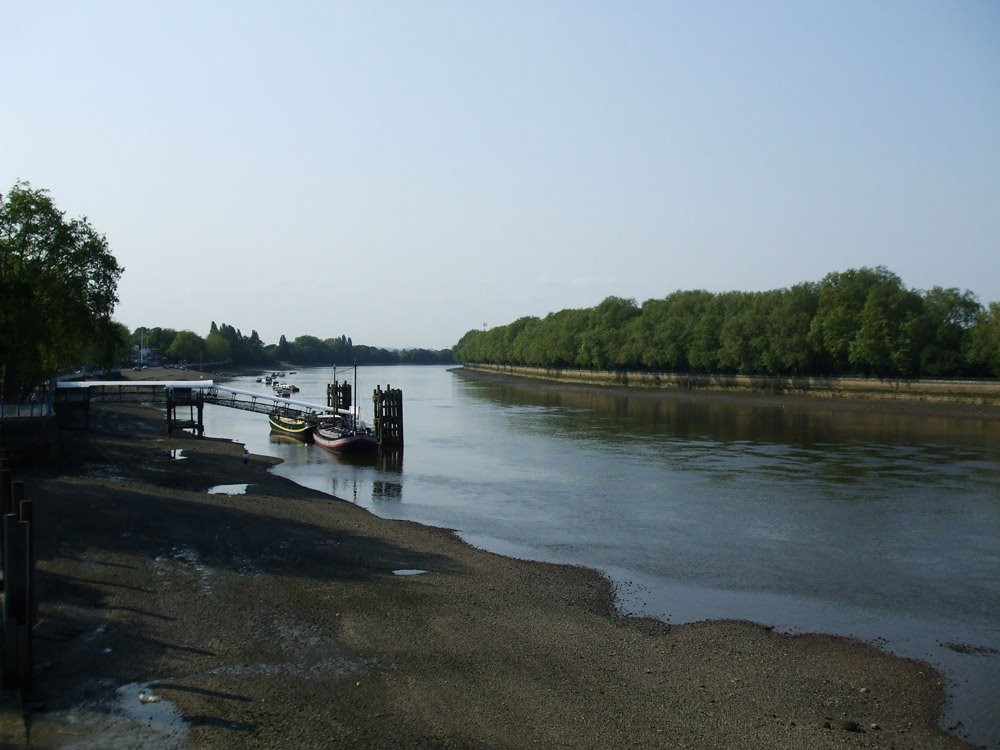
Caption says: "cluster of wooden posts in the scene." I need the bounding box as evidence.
[0,450,33,690]
[373,385,403,448]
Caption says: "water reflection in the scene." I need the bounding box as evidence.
[373,480,402,502]
[458,374,1000,448]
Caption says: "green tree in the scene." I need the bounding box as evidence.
[967,302,1000,376]
[0,182,123,399]
[577,296,640,368]
[765,283,818,374]
[165,331,205,363]
[915,287,982,376]
[81,320,132,370]
[204,332,232,363]
[808,267,901,373]
[849,282,923,376]
[290,335,329,364]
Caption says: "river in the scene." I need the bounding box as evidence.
[202,364,1000,748]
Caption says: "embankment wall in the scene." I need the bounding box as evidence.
[461,364,1000,405]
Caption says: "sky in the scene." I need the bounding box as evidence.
[3,1,998,350]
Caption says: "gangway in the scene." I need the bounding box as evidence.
[52,379,397,447]
[199,384,346,420]
[54,380,345,433]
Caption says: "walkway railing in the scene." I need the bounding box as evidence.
[0,402,53,419]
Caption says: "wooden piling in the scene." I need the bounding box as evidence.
[372,385,404,449]
[2,513,24,687]
[0,477,33,690]
[327,381,352,411]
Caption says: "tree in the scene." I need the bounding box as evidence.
[764,283,818,374]
[915,287,982,376]
[968,302,1000,377]
[81,320,132,370]
[577,296,640,369]
[849,282,923,376]
[808,267,902,373]
[204,332,231,363]
[165,331,205,363]
[0,182,123,399]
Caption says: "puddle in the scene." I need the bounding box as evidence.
[393,569,428,576]
[168,449,187,460]
[36,681,189,749]
[117,682,187,736]
[207,483,249,495]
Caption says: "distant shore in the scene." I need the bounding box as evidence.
[0,397,973,748]
[454,364,1000,422]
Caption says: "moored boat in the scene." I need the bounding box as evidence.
[312,413,377,453]
[268,409,313,441]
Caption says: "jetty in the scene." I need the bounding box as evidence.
[52,381,404,448]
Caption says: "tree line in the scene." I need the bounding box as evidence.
[454,267,1000,378]
[137,323,454,368]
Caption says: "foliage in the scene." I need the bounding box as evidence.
[1,182,123,399]
[453,267,999,379]
[137,321,454,368]
[165,331,205,363]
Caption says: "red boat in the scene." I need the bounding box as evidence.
[312,413,378,453]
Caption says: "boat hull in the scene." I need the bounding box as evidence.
[313,426,378,453]
[268,412,313,441]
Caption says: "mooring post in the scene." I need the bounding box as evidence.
[0,468,10,566]
[17,493,32,691]
[0,468,11,517]
[2,512,23,687]
[372,385,404,449]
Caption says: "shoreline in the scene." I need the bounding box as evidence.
[451,365,1000,423]
[0,402,974,748]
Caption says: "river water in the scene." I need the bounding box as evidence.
[202,365,1000,747]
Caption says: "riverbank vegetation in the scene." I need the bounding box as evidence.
[2,182,452,399]
[136,323,454,369]
[0,182,128,400]
[455,267,1000,379]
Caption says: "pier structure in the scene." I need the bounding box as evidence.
[326,380,352,412]
[53,381,339,436]
[373,385,403,449]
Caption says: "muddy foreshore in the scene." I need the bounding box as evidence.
[0,390,975,748]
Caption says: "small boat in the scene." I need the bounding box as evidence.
[313,413,377,453]
[268,409,313,441]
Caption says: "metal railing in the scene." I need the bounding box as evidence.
[0,401,53,419]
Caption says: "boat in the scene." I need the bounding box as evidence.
[312,412,378,453]
[268,409,313,441]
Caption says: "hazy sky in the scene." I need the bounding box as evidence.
[3,2,998,349]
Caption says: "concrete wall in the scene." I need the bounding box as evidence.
[462,364,1000,405]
